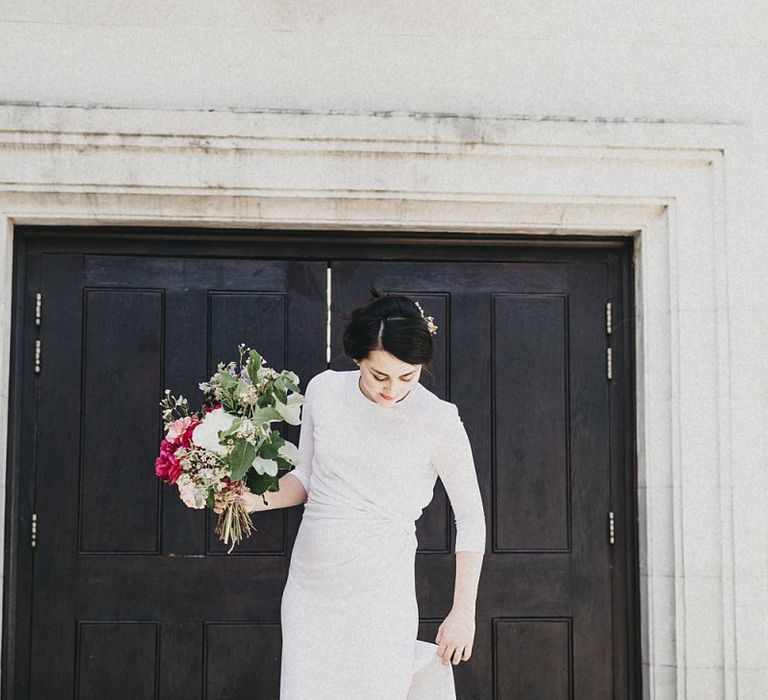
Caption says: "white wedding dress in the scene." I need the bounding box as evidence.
[279,369,486,699]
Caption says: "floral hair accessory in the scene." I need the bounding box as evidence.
[414,301,438,336]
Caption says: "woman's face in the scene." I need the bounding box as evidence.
[356,350,422,405]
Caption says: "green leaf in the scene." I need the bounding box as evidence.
[222,397,239,414]
[228,440,257,481]
[219,417,243,440]
[282,374,300,392]
[258,443,279,460]
[273,384,287,405]
[218,371,238,390]
[250,406,283,425]
[245,469,275,495]
[275,455,293,470]
[246,350,263,384]
[257,431,284,460]
[205,490,216,509]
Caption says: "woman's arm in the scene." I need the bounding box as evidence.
[452,550,483,614]
[431,402,486,665]
[435,550,483,665]
[241,472,309,511]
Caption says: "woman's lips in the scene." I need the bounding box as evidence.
[380,393,395,401]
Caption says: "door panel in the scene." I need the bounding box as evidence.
[28,253,326,698]
[332,261,613,699]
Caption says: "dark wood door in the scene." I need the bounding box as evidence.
[332,259,636,699]
[19,251,327,698]
[5,229,638,699]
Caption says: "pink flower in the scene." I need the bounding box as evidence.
[155,439,183,484]
[166,416,194,444]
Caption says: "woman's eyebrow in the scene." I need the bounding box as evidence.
[371,367,417,378]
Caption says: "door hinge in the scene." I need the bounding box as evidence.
[605,301,613,380]
[34,292,42,374]
[31,513,37,548]
[608,511,615,545]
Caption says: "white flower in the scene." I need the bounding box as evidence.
[191,408,235,456]
[279,440,300,466]
[274,392,304,426]
[251,440,300,477]
[176,474,206,509]
[251,455,279,476]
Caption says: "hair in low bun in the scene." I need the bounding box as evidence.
[341,285,434,379]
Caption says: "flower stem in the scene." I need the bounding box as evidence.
[214,500,255,553]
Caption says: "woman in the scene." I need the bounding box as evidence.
[215,288,486,699]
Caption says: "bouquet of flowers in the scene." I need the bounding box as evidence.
[154,343,305,552]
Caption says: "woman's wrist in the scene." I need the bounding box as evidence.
[246,493,266,513]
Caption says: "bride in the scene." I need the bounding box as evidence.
[215,287,485,699]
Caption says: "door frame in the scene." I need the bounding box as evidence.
[5,228,639,698]
[0,103,745,698]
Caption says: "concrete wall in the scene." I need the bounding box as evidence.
[0,0,765,124]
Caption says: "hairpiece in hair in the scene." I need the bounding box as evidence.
[414,301,438,336]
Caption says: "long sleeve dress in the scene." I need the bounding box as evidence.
[279,368,486,700]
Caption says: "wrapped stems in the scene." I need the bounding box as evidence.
[214,481,255,553]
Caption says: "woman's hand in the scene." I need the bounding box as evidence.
[435,606,476,666]
[213,489,264,515]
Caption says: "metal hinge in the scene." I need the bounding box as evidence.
[608,511,615,545]
[605,301,613,380]
[34,292,42,374]
[31,513,37,548]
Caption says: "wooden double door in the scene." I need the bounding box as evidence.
[4,228,640,699]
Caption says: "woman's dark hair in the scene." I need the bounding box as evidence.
[341,286,434,381]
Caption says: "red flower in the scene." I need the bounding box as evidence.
[155,439,183,485]
[178,415,201,448]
